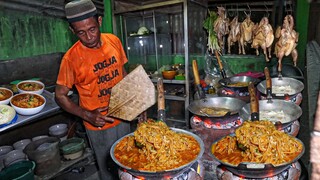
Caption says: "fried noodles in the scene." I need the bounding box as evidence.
[114,120,200,171]
[212,120,303,166]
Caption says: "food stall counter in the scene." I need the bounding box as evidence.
[0,90,61,133]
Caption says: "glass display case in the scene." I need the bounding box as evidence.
[113,0,208,128]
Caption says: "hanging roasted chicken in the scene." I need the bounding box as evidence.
[274,15,299,73]
[239,13,255,55]
[214,7,229,52]
[251,17,274,62]
[227,16,241,54]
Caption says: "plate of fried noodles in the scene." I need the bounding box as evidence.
[111,120,204,178]
[210,120,305,178]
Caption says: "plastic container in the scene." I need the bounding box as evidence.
[0,160,35,180]
[59,137,85,160]
[23,137,61,176]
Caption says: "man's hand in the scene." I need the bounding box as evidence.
[138,111,147,123]
[83,106,114,127]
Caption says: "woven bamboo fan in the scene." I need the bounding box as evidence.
[107,65,156,121]
[311,91,320,179]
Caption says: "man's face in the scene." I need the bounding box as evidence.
[70,16,102,49]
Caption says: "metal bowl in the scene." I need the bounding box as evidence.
[110,128,204,179]
[210,134,305,178]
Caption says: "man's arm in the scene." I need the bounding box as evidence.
[55,84,113,127]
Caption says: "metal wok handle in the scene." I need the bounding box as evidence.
[192,60,205,99]
[215,51,227,79]
[264,67,273,102]
[249,82,259,121]
[157,78,166,121]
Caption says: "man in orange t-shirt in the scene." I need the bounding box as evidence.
[55,0,132,179]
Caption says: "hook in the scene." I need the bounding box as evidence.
[264,2,270,18]
[236,4,239,17]
[285,1,293,15]
[227,5,235,18]
[245,3,251,16]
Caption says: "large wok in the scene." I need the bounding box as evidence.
[188,97,246,118]
[189,60,246,119]
[210,83,305,178]
[110,128,204,178]
[210,134,305,178]
[242,68,302,129]
[214,51,259,92]
[110,78,204,179]
[257,67,304,105]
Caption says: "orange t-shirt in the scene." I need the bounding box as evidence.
[56,33,128,131]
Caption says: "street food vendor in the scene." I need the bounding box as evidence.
[55,0,131,179]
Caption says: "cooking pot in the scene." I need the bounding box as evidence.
[210,83,305,178]
[110,128,204,178]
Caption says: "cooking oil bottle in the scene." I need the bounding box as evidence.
[208,83,216,94]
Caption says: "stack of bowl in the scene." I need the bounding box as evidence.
[13,139,31,151]
[0,145,13,170]
[49,123,68,141]
[3,149,28,168]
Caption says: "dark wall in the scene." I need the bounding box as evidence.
[0,53,63,87]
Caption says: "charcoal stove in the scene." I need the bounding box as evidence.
[118,160,204,180]
[190,115,242,161]
[260,92,303,106]
[214,161,302,180]
[217,88,251,103]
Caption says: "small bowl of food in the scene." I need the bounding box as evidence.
[17,80,45,95]
[10,93,46,116]
[0,88,13,105]
[162,70,177,80]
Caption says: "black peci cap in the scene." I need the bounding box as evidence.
[65,0,97,23]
